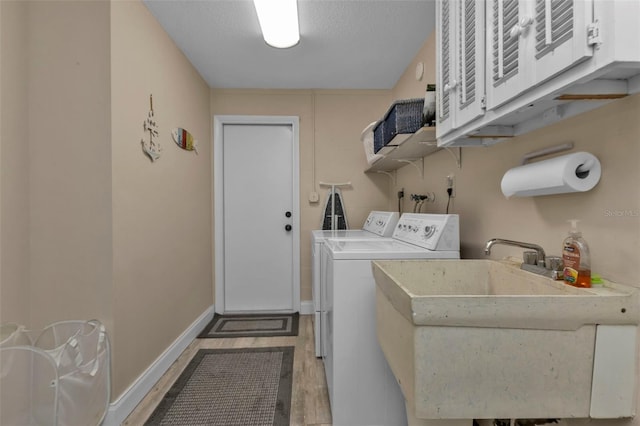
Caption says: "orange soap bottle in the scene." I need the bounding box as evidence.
[562,219,591,288]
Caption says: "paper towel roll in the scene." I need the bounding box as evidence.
[501,151,601,198]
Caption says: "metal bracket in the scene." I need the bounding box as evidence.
[587,20,602,46]
[375,170,396,184]
[395,158,424,179]
[521,142,574,165]
[441,147,462,169]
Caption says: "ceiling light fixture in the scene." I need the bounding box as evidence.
[253,0,300,49]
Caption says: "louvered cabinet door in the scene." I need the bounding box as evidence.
[532,0,593,85]
[436,0,457,137]
[486,0,534,109]
[456,0,486,126]
[437,0,485,138]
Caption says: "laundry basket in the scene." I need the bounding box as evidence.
[0,319,111,426]
[373,98,425,153]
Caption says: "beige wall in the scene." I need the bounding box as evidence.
[26,0,113,330]
[110,1,212,398]
[0,0,30,325]
[211,89,391,302]
[0,0,115,372]
[392,32,437,102]
[0,0,213,403]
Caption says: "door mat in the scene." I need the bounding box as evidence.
[198,313,299,338]
[145,346,294,426]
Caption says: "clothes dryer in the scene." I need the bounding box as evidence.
[310,211,398,357]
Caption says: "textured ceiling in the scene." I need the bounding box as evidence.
[143,0,435,90]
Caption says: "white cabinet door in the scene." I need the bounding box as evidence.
[487,0,594,110]
[436,0,485,136]
[532,0,593,85]
[486,0,533,109]
[456,0,486,125]
[436,0,456,136]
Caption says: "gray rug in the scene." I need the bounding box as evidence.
[145,346,294,426]
[198,313,299,338]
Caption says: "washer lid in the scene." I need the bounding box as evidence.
[324,238,458,260]
[311,229,376,243]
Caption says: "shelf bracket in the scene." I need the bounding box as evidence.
[442,147,462,169]
[374,170,396,184]
[395,158,424,179]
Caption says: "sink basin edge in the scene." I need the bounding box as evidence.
[372,259,640,330]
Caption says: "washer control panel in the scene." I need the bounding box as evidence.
[393,213,460,251]
[362,211,400,237]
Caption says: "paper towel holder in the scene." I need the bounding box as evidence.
[521,142,574,165]
[501,149,602,198]
[520,142,595,176]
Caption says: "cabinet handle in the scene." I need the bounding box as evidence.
[444,80,457,92]
[509,16,534,39]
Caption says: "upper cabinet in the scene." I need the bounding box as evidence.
[486,0,594,109]
[436,0,640,146]
[436,0,486,135]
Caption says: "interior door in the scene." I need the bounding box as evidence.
[214,116,300,313]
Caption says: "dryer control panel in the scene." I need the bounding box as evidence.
[393,213,460,251]
[362,211,400,237]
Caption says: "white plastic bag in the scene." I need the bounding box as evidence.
[0,320,110,426]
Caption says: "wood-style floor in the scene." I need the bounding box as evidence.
[123,315,332,426]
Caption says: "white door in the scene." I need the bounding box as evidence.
[214,116,300,313]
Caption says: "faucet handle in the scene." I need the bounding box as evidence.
[545,256,563,271]
[523,251,538,265]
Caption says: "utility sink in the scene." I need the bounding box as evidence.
[372,259,640,422]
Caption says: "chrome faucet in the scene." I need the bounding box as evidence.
[484,238,546,267]
[484,238,565,280]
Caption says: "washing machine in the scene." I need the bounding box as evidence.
[321,213,460,426]
[311,211,399,357]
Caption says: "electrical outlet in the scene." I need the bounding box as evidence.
[446,174,455,198]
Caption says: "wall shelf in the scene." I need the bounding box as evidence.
[365,127,439,172]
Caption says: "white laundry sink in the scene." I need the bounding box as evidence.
[372,259,640,422]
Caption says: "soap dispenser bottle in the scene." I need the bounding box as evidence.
[562,219,591,288]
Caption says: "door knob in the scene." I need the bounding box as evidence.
[285,224,292,231]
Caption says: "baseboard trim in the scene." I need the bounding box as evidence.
[103,305,215,426]
[216,300,315,315]
[300,300,313,315]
